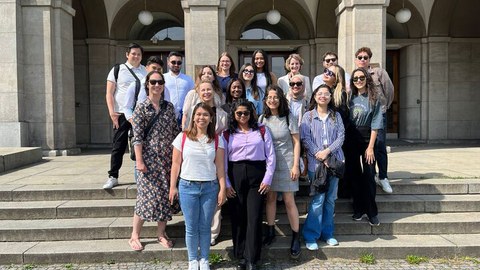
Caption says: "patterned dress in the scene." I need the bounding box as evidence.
[259,113,299,192]
[132,98,180,222]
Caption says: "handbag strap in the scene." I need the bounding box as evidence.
[144,102,166,138]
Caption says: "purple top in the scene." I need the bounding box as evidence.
[225,125,276,187]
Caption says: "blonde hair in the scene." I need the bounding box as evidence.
[332,65,346,108]
[284,53,304,72]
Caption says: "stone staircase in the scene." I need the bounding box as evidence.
[1,178,480,265]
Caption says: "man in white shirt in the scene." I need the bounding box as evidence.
[163,51,195,125]
[104,43,147,189]
[312,52,351,92]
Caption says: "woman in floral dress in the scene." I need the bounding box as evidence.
[128,70,181,251]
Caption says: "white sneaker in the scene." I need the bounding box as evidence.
[305,242,319,250]
[378,178,393,193]
[199,258,209,270]
[103,177,118,189]
[188,260,199,270]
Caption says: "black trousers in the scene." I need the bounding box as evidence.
[108,114,131,178]
[343,127,378,219]
[228,160,266,264]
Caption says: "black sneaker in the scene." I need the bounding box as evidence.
[352,213,365,221]
[368,216,380,226]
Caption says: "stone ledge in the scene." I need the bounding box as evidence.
[0,147,42,173]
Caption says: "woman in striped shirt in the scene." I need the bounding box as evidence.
[300,84,345,250]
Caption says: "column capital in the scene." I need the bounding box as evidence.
[181,0,227,9]
[21,0,75,16]
[337,0,390,15]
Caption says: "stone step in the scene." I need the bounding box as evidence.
[3,193,480,220]
[1,212,479,242]
[2,178,479,202]
[2,234,479,264]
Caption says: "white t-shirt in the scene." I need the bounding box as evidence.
[106,62,147,113]
[172,133,225,181]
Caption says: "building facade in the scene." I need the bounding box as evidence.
[1,0,479,153]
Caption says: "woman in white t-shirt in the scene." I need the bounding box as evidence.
[169,102,227,270]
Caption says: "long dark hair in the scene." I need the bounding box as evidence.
[239,63,260,100]
[144,70,165,97]
[228,99,259,134]
[350,68,377,105]
[308,84,337,121]
[252,49,273,86]
[225,78,246,104]
[186,102,216,143]
[263,85,290,119]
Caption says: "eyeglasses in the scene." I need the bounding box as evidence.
[352,76,366,83]
[357,56,369,61]
[267,96,279,101]
[148,79,165,85]
[289,81,303,87]
[324,68,336,77]
[235,111,250,117]
[316,92,331,97]
[243,70,254,75]
[324,58,337,64]
[170,60,182,65]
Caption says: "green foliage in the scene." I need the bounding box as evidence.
[64,263,74,269]
[23,264,36,270]
[209,253,226,264]
[359,253,376,264]
[406,255,429,264]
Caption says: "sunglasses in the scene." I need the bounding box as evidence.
[324,58,337,64]
[148,79,165,85]
[243,70,254,75]
[352,76,366,83]
[324,68,336,77]
[289,81,303,87]
[170,60,183,65]
[235,111,250,117]
[357,56,369,61]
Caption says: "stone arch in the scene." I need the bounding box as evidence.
[110,1,184,40]
[386,0,426,38]
[429,0,480,37]
[315,0,338,38]
[72,0,109,39]
[226,0,315,40]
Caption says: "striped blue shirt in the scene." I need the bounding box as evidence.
[300,109,345,173]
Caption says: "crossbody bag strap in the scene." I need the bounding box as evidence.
[123,64,141,106]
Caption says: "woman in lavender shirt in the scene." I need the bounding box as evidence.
[224,99,276,270]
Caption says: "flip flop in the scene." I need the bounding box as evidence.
[128,238,144,251]
[158,235,175,248]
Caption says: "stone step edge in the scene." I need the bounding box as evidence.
[2,179,479,201]
[2,234,479,264]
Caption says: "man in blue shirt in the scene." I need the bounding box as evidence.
[163,52,195,125]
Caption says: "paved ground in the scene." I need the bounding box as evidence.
[1,142,479,269]
[1,258,479,269]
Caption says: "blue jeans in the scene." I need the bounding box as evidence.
[374,113,388,179]
[179,179,219,261]
[302,172,338,243]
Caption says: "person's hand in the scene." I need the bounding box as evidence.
[258,182,271,195]
[110,112,121,129]
[315,149,329,161]
[290,166,300,181]
[136,161,147,173]
[169,187,178,205]
[365,147,375,165]
[217,189,227,206]
[226,187,236,198]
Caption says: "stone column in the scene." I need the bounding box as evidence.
[181,0,227,77]
[20,0,79,155]
[336,0,390,71]
[0,0,28,147]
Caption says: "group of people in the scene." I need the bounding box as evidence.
[104,43,394,270]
